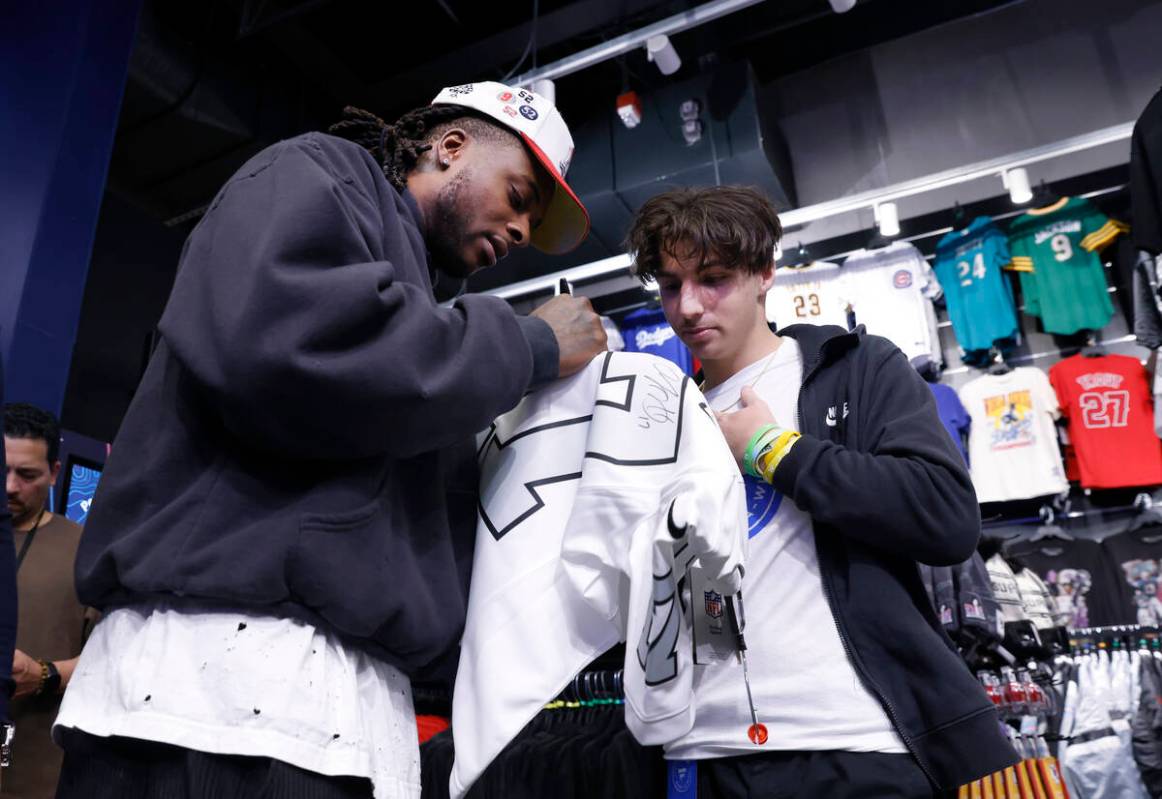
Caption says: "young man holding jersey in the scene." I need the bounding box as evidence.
[624,185,1017,797]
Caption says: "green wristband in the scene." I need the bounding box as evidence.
[743,424,780,478]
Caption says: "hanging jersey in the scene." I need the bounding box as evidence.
[1007,197,1127,335]
[451,352,747,799]
[986,554,1029,625]
[619,306,696,376]
[665,339,904,760]
[929,382,971,464]
[959,368,1068,503]
[842,242,942,370]
[766,261,850,329]
[955,553,1003,642]
[933,217,1020,353]
[1048,353,1162,489]
[1014,568,1061,631]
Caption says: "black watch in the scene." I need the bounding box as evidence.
[38,660,61,696]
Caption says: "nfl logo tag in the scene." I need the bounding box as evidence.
[893,269,913,289]
[705,590,724,634]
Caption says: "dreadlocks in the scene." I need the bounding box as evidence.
[328,104,519,192]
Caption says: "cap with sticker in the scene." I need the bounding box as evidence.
[431,81,590,255]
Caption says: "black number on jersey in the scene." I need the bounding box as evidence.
[793,293,822,318]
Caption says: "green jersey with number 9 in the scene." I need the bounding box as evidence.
[1007,196,1127,335]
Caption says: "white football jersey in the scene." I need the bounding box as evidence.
[766,261,850,329]
[450,352,747,799]
[842,243,943,368]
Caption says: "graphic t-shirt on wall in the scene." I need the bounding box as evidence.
[618,306,696,376]
[1049,353,1162,489]
[766,261,851,329]
[933,216,1020,354]
[1100,524,1162,626]
[1006,538,1122,628]
[1007,197,1128,335]
[959,367,1068,503]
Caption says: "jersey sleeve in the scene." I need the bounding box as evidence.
[988,229,1012,270]
[954,391,972,436]
[919,255,943,301]
[1006,230,1034,274]
[1048,364,1069,424]
[1080,201,1130,252]
[1019,272,1041,318]
[1036,367,1063,421]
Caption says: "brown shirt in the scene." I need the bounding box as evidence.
[5,513,88,799]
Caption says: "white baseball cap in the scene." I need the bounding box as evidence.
[431,81,590,255]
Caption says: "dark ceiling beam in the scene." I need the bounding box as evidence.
[361,0,673,112]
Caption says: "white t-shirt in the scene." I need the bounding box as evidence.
[665,338,906,759]
[55,603,420,799]
[766,261,850,329]
[842,243,942,369]
[959,367,1068,503]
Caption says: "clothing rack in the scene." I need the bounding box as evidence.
[982,492,1161,531]
[479,122,1134,304]
[545,669,625,710]
[1068,624,1160,651]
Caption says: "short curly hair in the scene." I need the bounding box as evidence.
[625,185,783,284]
[3,402,61,464]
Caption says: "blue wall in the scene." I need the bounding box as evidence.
[0,0,141,415]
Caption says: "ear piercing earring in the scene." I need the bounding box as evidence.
[441,158,450,166]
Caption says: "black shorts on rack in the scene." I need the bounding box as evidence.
[54,727,374,799]
[696,749,950,799]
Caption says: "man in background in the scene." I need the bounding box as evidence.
[3,403,87,798]
[0,362,19,793]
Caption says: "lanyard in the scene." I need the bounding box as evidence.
[15,509,46,573]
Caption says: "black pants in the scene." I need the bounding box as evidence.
[696,750,949,799]
[55,728,374,799]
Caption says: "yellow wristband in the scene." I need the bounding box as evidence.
[758,432,801,483]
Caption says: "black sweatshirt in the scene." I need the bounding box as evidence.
[774,324,1018,789]
[75,133,558,678]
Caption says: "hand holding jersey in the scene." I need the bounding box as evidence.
[529,294,609,377]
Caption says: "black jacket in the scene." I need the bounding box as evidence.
[74,133,558,678]
[774,323,1018,789]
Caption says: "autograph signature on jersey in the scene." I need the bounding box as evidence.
[637,363,683,429]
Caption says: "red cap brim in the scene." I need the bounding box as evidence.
[520,133,590,255]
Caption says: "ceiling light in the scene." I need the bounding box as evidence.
[646,35,681,76]
[875,202,900,237]
[828,0,857,11]
[1003,167,1033,204]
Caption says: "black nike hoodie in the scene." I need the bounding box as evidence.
[773,323,1018,789]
